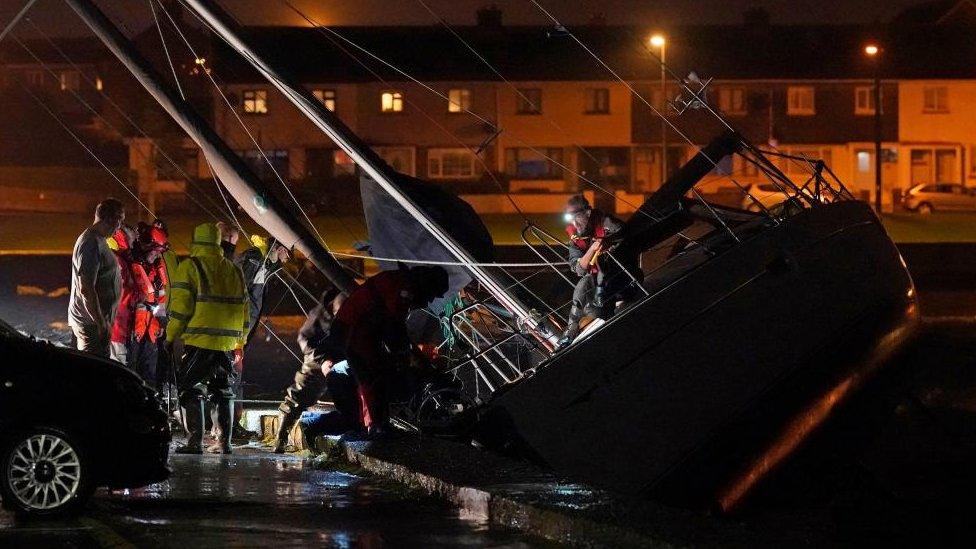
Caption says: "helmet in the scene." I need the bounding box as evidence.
[137,222,169,250]
[409,266,450,305]
[250,234,270,257]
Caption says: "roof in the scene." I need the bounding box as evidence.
[6,22,976,84]
[208,24,976,84]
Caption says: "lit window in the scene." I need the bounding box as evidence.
[428,148,478,179]
[855,86,877,115]
[584,88,610,114]
[381,91,403,113]
[447,89,471,113]
[787,86,815,115]
[516,88,542,114]
[243,90,268,114]
[923,86,948,113]
[313,89,336,112]
[59,70,80,92]
[95,76,104,91]
[718,87,746,115]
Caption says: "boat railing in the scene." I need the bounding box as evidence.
[445,299,550,402]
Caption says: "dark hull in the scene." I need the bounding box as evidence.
[476,201,919,510]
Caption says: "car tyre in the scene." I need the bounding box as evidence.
[918,203,933,214]
[0,427,95,518]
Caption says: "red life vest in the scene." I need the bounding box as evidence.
[134,259,168,343]
[566,210,607,275]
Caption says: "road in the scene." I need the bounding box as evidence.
[0,448,540,548]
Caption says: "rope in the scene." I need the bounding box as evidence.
[328,251,566,268]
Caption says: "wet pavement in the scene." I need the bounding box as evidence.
[0,448,542,548]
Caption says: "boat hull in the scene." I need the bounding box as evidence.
[475,201,919,510]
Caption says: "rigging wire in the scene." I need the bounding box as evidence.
[21,17,232,224]
[612,24,820,192]
[17,8,306,364]
[275,0,531,222]
[286,16,667,223]
[145,1,334,334]
[14,78,156,218]
[523,0,750,239]
[152,0,336,257]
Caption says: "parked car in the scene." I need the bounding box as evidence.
[903,183,976,213]
[0,316,170,517]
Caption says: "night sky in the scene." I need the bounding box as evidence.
[1,0,935,38]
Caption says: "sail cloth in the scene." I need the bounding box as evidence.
[360,171,494,313]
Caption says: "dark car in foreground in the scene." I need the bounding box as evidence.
[0,317,170,517]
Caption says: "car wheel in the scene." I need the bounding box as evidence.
[918,203,933,214]
[0,427,94,517]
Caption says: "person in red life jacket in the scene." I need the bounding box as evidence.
[333,265,449,437]
[130,222,171,388]
[558,194,624,349]
[108,225,147,367]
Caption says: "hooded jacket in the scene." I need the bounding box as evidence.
[166,223,248,352]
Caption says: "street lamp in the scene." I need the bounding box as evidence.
[650,34,667,187]
[864,43,882,213]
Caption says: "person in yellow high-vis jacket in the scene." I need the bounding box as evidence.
[165,223,248,455]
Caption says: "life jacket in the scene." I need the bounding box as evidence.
[109,229,146,344]
[566,210,607,275]
[166,223,249,352]
[133,258,169,343]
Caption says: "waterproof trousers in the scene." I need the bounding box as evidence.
[130,336,159,386]
[177,346,235,452]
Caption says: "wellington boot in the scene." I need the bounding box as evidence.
[214,399,234,455]
[273,411,300,454]
[177,399,206,454]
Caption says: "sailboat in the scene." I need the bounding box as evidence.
[64,0,918,513]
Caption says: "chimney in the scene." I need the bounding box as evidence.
[476,5,503,28]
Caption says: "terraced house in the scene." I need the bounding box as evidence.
[4,3,976,215]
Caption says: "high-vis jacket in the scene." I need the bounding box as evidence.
[166,223,248,352]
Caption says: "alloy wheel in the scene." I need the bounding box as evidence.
[5,434,82,511]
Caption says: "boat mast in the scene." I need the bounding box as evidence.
[180,0,541,331]
[64,0,357,295]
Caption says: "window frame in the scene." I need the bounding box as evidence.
[505,147,564,179]
[786,86,816,116]
[718,87,747,116]
[447,88,471,113]
[584,88,610,115]
[381,90,404,113]
[242,89,268,115]
[313,89,336,112]
[854,86,877,115]
[427,148,479,179]
[923,86,949,113]
[516,88,542,115]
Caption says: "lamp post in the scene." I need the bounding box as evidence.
[650,34,667,187]
[865,43,882,213]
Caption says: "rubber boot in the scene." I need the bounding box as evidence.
[175,398,205,454]
[557,305,583,349]
[212,400,234,455]
[273,411,300,454]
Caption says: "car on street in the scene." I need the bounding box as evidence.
[903,183,976,213]
[0,316,170,517]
